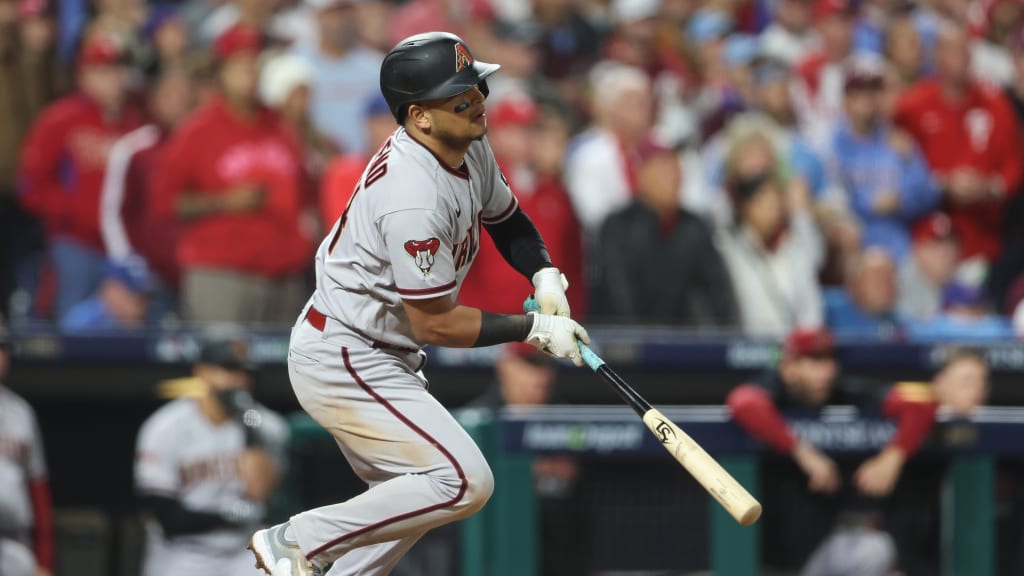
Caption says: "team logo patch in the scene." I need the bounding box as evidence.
[405,238,441,277]
[454,43,473,73]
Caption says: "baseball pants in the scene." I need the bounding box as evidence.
[287,317,493,574]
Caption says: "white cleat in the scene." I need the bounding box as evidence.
[248,522,323,576]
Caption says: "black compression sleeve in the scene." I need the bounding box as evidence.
[483,207,553,279]
[141,495,232,538]
[473,312,533,347]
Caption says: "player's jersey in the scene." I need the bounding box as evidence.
[134,398,287,554]
[308,127,518,351]
[0,386,46,542]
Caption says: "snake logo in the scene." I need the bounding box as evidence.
[653,418,676,444]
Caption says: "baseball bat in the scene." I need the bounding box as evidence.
[524,298,762,526]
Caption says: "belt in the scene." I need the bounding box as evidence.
[304,307,420,354]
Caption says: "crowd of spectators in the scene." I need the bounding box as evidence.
[3,0,1024,341]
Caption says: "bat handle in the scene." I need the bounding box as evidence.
[522,296,605,371]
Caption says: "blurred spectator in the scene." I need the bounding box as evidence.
[591,135,736,327]
[726,327,938,573]
[135,333,287,575]
[686,9,734,127]
[152,25,312,324]
[59,257,156,333]
[884,14,925,87]
[260,51,340,196]
[792,0,858,155]
[824,247,905,338]
[141,5,191,79]
[972,0,1020,88]
[80,0,146,63]
[0,323,54,576]
[389,0,493,48]
[894,23,1023,265]
[481,20,572,126]
[18,34,143,320]
[319,94,394,230]
[898,212,961,321]
[716,132,823,336]
[531,0,603,81]
[907,278,1014,341]
[759,0,818,65]
[831,57,939,262]
[290,0,381,155]
[100,66,196,296]
[931,346,989,417]
[460,96,586,317]
[0,0,65,319]
[565,63,653,233]
[467,343,583,576]
[1007,29,1024,120]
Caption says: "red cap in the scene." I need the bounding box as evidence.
[77,34,126,67]
[18,0,47,18]
[912,212,958,244]
[214,24,264,61]
[488,97,540,127]
[813,0,854,20]
[783,328,835,359]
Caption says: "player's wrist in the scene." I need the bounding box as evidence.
[473,311,533,347]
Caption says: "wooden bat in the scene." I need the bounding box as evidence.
[525,299,762,526]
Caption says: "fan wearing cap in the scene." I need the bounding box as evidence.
[727,327,938,571]
[591,134,737,326]
[830,57,939,263]
[17,33,144,320]
[459,95,586,318]
[57,256,158,333]
[152,24,313,324]
[896,212,960,320]
[0,323,55,576]
[287,0,381,156]
[247,32,588,576]
[791,0,858,154]
[135,334,287,576]
[894,23,1022,264]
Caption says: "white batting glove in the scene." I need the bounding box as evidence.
[525,312,590,367]
[532,267,570,317]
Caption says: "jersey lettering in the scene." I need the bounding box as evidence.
[328,138,394,255]
[452,214,481,271]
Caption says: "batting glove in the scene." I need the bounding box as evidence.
[525,312,590,367]
[532,267,570,317]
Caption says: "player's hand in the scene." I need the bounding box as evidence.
[532,267,570,317]
[237,448,279,502]
[793,441,841,494]
[525,313,590,366]
[854,446,906,498]
[946,169,986,205]
[222,184,266,214]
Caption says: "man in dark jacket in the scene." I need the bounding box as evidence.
[591,136,737,327]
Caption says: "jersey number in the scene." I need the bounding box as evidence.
[328,138,393,255]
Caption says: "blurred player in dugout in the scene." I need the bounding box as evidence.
[726,329,993,576]
[0,323,54,576]
[134,334,288,576]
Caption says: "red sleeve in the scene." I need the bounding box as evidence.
[18,102,72,221]
[29,478,54,570]
[990,93,1023,193]
[882,384,938,456]
[726,384,798,453]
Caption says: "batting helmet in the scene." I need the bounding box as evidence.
[380,32,500,124]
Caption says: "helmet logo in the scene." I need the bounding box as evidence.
[454,43,473,73]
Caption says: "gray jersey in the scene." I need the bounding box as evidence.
[308,127,518,350]
[0,386,46,542]
[135,398,287,556]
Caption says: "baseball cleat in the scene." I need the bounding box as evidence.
[248,522,323,576]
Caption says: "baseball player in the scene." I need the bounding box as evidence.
[0,324,54,576]
[135,335,288,576]
[248,32,589,576]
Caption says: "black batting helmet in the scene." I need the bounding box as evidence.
[380,32,500,124]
